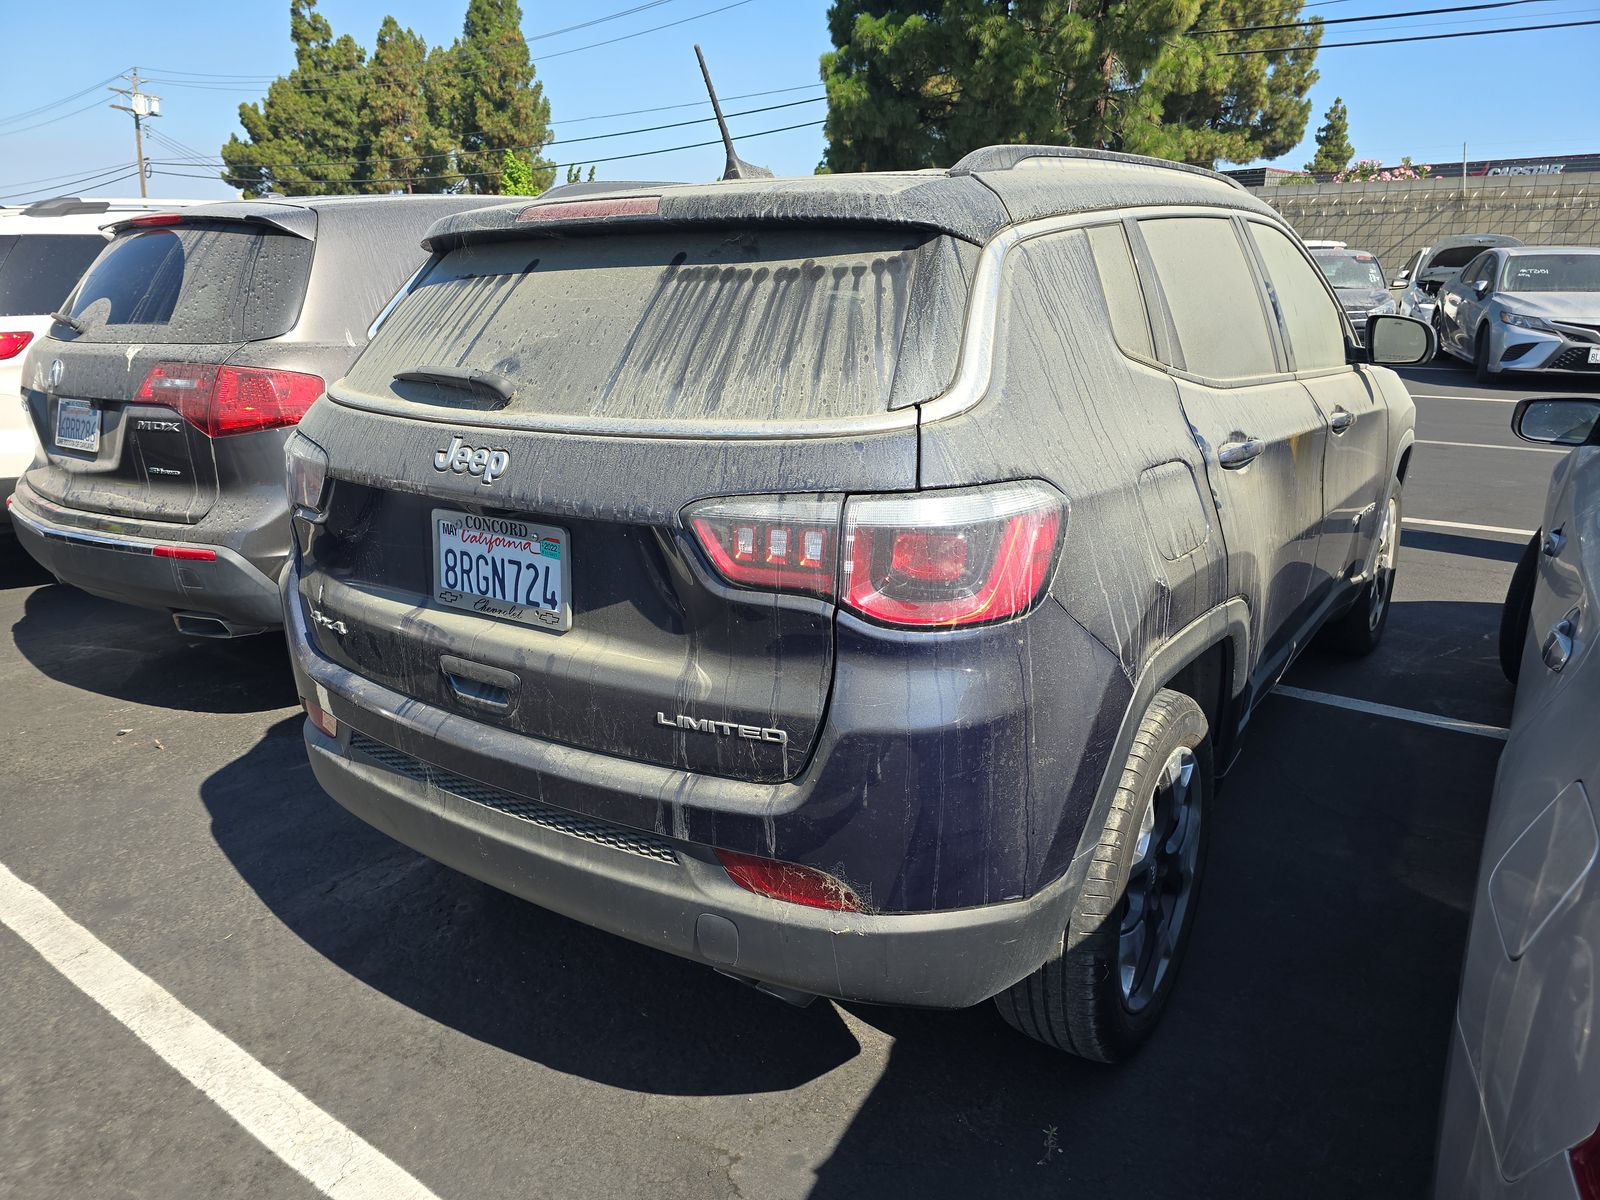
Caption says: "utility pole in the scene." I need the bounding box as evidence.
[109,68,161,198]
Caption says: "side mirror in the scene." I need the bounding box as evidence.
[1512,397,1600,447]
[1390,272,1409,288]
[1363,314,1435,365]
[1473,279,1491,297]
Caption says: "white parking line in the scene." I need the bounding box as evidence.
[0,863,440,1200]
[1403,516,1534,536]
[1274,686,1508,740]
[1417,438,1565,455]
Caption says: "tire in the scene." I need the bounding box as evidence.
[1324,489,1401,656]
[1499,532,1540,685]
[1430,309,1448,360]
[1474,327,1494,385]
[995,689,1211,1063]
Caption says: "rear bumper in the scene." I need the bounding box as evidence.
[8,486,284,629]
[284,567,1077,1009]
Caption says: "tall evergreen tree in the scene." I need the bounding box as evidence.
[1304,95,1353,175]
[820,0,1322,171]
[452,0,554,193]
[356,18,442,192]
[220,0,367,196]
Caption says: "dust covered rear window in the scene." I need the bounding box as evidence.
[341,227,966,423]
[66,222,312,344]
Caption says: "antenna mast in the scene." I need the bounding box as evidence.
[694,45,772,181]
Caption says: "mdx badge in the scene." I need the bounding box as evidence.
[434,435,510,484]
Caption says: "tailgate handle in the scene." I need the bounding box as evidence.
[440,655,518,713]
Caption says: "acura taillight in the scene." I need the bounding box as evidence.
[0,331,33,360]
[686,481,1065,629]
[137,363,325,437]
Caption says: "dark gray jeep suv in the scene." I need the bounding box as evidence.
[282,147,1428,1060]
[9,194,495,636]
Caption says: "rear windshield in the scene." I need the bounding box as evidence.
[342,227,962,423]
[1500,253,1600,293]
[0,233,107,317]
[1313,251,1385,290]
[66,223,312,344]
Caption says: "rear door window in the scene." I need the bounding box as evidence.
[1247,223,1348,372]
[343,227,962,423]
[1138,217,1279,380]
[0,234,107,317]
[1085,223,1155,359]
[67,223,312,343]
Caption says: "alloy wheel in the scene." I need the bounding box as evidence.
[1118,746,1202,1013]
[1369,496,1399,631]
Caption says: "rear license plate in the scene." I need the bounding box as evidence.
[1588,347,1600,365]
[432,509,570,632]
[54,399,99,453]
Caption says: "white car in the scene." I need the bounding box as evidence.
[1435,395,1600,1198]
[0,196,202,527]
[1393,234,1523,330]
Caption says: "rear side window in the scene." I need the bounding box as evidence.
[67,224,312,344]
[1428,245,1493,272]
[1138,217,1277,380]
[0,234,106,317]
[344,227,962,423]
[1085,224,1154,359]
[1247,223,1347,372]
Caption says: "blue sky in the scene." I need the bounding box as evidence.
[1,0,1597,203]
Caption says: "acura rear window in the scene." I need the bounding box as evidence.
[66,223,312,344]
[343,227,966,423]
[0,233,106,317]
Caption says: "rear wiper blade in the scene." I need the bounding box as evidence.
[49,310,84,334]
[393,365,515,407]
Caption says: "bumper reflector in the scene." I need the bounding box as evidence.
[715,848,863,912]
[152,545,217,561]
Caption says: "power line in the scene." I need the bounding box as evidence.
[159,117,823,189]
[0,160,138,193]
[0,71,126,128]
[529,0,678,40]
[144,0,757,94]
[1226,15,1600,51]
[0,97,115,141]
[1196,0,1557,34]
[1,164,142,203]
[185,92,825,177]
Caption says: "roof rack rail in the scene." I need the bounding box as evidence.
[20,196,114,217]
[947,145,1245,191]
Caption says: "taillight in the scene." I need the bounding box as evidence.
[137,363,325,437]
[0,331,32,360]
[1573,1123,1600,1197]
[715,848,863,912]
[685,481,1065,630]
[284,431,330,517]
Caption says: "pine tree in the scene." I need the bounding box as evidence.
[819,0,1322,171]
[220,0,368,196]
[356,18,438,192]
[452,0,554,193]
[1304,96,1353,175]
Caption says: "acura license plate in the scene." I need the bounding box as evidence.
[54,399,99,453]
[431,509,570,632]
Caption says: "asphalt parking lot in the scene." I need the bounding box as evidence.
[1,356,1592,1200]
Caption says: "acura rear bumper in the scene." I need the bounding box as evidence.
[8,486,284,630]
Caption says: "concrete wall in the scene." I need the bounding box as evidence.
[1250,171,1600,277]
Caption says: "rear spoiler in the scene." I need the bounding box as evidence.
[102,203,316,240]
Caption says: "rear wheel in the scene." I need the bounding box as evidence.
[995,689,1210,1062]
[1499,533,1540,685]
[1324,490,1401,656]
[1430,309,1447,359]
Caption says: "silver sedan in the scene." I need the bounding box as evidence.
[1436,246,1600,383]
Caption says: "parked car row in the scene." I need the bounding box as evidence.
[3,146,1437,1068]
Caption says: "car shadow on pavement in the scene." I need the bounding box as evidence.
[0,534,52,590]
[200,715,861,1098]
[1401,528,1528,564]
[10,584,299,715]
